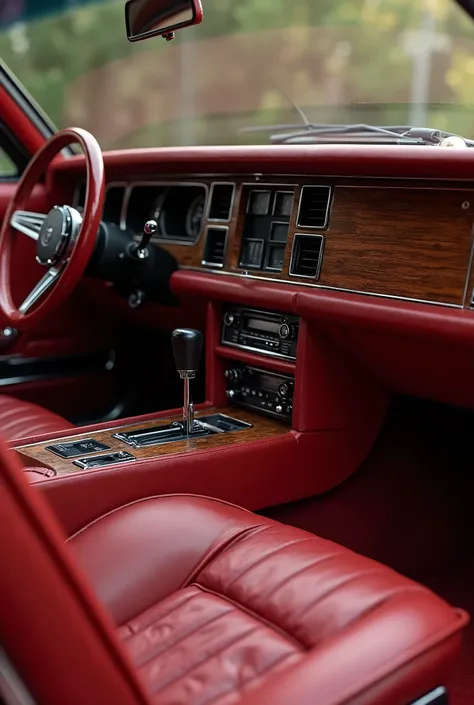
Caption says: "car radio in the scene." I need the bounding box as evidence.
[221,306,299,360]
[225,365,294,422]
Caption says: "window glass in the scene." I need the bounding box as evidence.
[0,148,17,176]
[0,0,473,148]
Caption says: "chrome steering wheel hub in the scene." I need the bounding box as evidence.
[36,205,82,266]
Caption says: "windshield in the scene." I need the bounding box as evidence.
[1,0,473,149]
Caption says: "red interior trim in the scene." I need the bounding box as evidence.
[52,143,474,180]
[171,270,474,346]
[0,85,46,156]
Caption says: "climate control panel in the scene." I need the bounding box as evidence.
[224,364,294,422]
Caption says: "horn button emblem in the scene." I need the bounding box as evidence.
[37,205,73,266]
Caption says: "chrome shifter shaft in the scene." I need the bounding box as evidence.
[171,328,203,437]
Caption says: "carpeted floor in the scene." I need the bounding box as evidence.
[264,396,474,703]
[426,554,474,705]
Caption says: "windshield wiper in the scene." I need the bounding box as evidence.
[240,123,474,146]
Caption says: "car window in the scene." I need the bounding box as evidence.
[1,1,474,149]
[0,148,17,178]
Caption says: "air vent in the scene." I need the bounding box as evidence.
[202,227,228,267]
[208,183,235,221]
[103,185,126,224]
[289,234,324,279]
[297,185,331,229]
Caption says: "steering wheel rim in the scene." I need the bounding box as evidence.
[0,127,104,330]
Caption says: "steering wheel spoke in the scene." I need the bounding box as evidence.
[18,267,62,314]
[11,210,46,241]
[0,127,104,329]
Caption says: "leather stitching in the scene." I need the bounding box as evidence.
[290,566,391,623]
[258,551,345,601]
[120,590,200,642]
[67,495,257,542]
[181,524,273,589]
[133,600,236,670]
[196,649,301,705]
[147,624,261,696]
[193,584,306,651]
[213,535,315,590]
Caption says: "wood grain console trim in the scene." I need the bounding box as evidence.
[150,176,474,305]
[14,406,288,475]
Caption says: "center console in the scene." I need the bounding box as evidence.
[14,314,294,476]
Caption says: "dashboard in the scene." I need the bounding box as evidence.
[49,143,474,416]
[73,167,474,308]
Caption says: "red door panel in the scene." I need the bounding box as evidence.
[0,182,122,421]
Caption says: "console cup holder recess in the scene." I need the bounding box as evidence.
[112,413,252,449]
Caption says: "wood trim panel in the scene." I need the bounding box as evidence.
[147,176,474,305]
[66,172,474,305]
[15,406,287,475]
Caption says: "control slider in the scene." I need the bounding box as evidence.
[113,413,251,449]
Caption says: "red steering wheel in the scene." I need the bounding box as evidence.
[0,128,104,330]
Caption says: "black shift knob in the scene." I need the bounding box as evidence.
[171,328,203,376]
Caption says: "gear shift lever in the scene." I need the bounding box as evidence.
[171,328,203,436]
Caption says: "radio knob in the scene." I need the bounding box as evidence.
[275,404,284,414]
[279,321,296,340]
[224,368,242,382]
[226,389,236,399]
[224,311,237,327]
[278,382,290,398]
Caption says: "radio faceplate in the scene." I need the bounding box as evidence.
[225,364,294,422]
[221,306,299,360]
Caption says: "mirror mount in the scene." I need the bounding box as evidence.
[125,0,203,42]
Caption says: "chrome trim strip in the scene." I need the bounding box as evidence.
[72,180,128,210]
[462,221,474,307]
[206,181,236,222]
[0,648,37,705]
[296,185,332,229]
[221,339,297,361]
[289,233,325,280]
[179,265,462,309]
[111,173,474,185]
[201,225,229,268]
[121,181,209,244]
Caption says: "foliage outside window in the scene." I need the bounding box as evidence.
[0,0,473,149]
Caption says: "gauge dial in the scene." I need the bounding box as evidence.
[149,191,167,229]
[185,195,205,239]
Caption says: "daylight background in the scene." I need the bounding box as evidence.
[1,0,474,149]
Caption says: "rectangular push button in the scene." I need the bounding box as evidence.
[72,451,136,470]
[46,439,111,458]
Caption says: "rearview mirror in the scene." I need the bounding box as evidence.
[125,0,203,42]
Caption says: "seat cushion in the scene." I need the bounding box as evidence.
[0,394,73,441]
[69,495,468,705]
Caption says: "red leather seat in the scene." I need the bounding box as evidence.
[0,444,469,705]
[0,394,73,441]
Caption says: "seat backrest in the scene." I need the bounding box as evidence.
[0,440,150,705]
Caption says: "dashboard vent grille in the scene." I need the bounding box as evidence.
[297,186,332,229]
[290,234,324,279]
[208,183,235,221]
[202,227,228,267]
